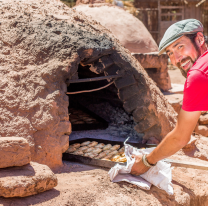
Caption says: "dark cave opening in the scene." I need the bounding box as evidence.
[66,63,143,141]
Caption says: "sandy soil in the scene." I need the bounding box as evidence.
[168,69,186,85]
[0,161,193,206]
[0,161,162,206]
[1,151,208,206]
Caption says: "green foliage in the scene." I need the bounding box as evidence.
[61,0,76,8]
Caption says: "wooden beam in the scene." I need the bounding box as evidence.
[136,8,158,11]
[182,5,184,19]
[160,6,184,9]
[161,13,183,16]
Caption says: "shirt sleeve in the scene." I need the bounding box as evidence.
[182,70,208,112]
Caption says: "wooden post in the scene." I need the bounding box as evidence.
[182,5,184,19]
[158,0,161,44]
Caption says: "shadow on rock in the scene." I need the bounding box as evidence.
[0,164,35,178]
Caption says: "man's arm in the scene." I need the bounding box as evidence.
[131,109,201,175]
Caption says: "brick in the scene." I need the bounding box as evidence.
[123,94,149,113]
[134,116,157,133]
[90,56,114,74]
[90,61,104,74]
[114,74,137,89]
[118,85,140,101]
[142,124,162,141]
[104,64,121,75]
[133,106,148,122]
[100,55,114,68]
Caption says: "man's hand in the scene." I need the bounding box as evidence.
[130,155,150,176]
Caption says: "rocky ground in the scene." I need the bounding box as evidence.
[168,69,186,85]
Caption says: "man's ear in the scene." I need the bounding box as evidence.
[195,32,205,47]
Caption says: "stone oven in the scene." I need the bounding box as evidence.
[132,52,171,91]
[0,0,177,168]
[74,4,171,92]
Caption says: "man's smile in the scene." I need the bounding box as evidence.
[181,60,191,69]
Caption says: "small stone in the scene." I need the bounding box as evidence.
[199,114,208,125]
[195,125,208,137]
[183,135,197,151]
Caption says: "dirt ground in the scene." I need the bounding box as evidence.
[0,161,162,206]
[1,151,208,206]
[0,69,191,206]
[168,69,186,85]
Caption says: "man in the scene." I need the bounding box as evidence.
[131,19,208,175]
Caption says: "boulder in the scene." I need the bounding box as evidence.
[199,113,208,125]
[0,162,58,198]
[0,137,31,169]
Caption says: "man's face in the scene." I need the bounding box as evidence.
[166,35,200,74]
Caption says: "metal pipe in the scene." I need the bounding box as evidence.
[66,74,122,84]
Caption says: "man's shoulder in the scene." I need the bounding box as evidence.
[189,50,208,76]
[186,68,208,90]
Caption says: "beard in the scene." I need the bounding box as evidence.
[177,44,201,78]
[176,57,195,78]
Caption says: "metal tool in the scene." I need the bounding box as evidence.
[164,158,208,170]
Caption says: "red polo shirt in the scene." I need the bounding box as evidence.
[182,50,208,112]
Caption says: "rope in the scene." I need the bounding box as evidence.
[66,81,114,95]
